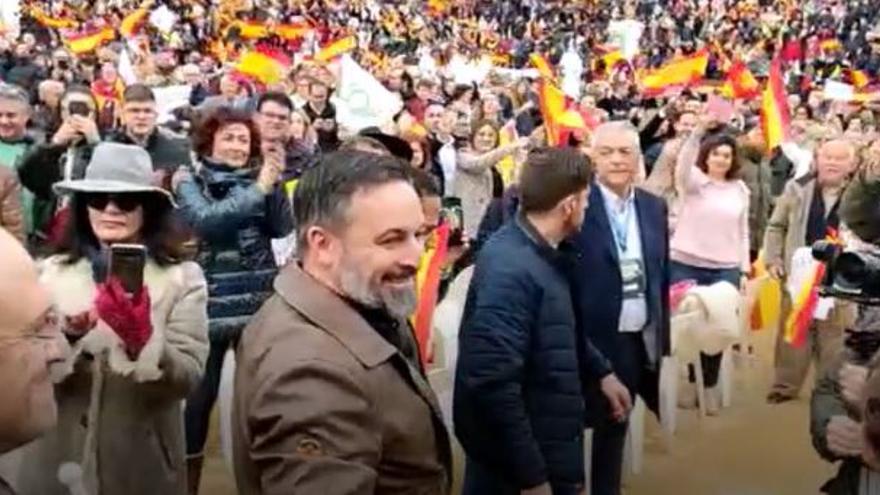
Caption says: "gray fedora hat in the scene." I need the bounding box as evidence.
[54,142,176,206]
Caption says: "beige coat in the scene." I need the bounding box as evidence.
[14,256,209,495]
[233,263,452,495]
[763,174,821,276]
[454,143,519,236]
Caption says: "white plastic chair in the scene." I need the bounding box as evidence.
[664,309,707,422]
[218,348,236,471]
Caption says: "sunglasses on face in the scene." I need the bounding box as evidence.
[85,193,146,213]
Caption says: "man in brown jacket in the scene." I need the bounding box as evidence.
[233,150,452,494]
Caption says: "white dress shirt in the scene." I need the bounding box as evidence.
[599,182,649,333]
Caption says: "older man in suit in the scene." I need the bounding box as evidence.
[570,121,671,495]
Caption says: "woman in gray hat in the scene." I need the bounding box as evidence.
[13,142,209,495]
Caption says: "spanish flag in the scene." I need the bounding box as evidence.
[275,22,312,40]
[412,222,450,366]
[315,36,357,63]
[538,80,587,146]
[640,50,709,96]
[497,119,519,186]
[30,7,78,29]
[63,28,116,56]
[847,69,870,89]
[593,50,625,77]
[119,6,150,38]
[427,0,448,17]
[760,58,790,151]
[820,38,842,53]
[235,48,290,85]
[530,53,556,82]
[783,231,838,347]
[722,60,760,99]
[231,20,271,40]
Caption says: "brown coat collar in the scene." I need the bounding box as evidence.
[273,262,397,369]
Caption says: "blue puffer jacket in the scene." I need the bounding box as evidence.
[175,157,293,339]
[454,214,585,494]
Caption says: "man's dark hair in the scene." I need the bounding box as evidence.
[519,147,593,213]
[257,91,293,114]
[293,151,412,252]
[410,168,440,198]
[123,84,156,104]
[339,136,389,155]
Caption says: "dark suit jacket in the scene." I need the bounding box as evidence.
[570,184,671,421]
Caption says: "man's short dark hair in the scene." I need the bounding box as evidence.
[257,91,293,113]
[293,151,412,252]
[123,84,156,104]
[519,147,593,213]
[410,168,440,198]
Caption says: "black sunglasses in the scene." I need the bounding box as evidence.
[84,193,146,213]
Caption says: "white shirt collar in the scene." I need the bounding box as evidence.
[597,181,635,213]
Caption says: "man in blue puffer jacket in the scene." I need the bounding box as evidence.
[455,148,606,495]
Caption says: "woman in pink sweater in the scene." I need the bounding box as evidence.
[671,124,750,414]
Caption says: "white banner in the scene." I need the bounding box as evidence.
[0,0,21,39]
[332,55,403,132]
[152,85,191,123]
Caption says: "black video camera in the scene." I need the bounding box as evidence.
[813,240,880,305]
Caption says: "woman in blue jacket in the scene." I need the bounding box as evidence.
[172,106,292,493]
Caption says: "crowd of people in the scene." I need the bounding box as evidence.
[4,0,880,494]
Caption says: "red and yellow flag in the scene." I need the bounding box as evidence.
[30,7,78,29]
[538,80,587,146]
[231,20,271,39]
[848,69,870,89]
[315,36,357,63]
[120,6,150,38]
[760,58,791,151]
[530,53,556,82]
[820,38,842,53]
[412,222,450,366]
[721,60,760,99]
[640,50,709,95]
[783,231,839,347]
[63,28,116,56]
[275,22,312,40]
[235,49,290,84]
[427,0,448,17]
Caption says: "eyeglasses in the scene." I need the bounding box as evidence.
[0,309,61,350]
[85,193,146,212]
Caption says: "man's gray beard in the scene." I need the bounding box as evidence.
[338,259,418,320]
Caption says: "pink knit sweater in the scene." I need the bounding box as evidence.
[669,134,751,272]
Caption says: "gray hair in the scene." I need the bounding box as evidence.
[0,83,30,108]
[292,150,413,254]
[589,121,640,150]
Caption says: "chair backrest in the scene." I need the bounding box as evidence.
[670,309,704,360]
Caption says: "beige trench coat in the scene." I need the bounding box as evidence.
[13,256,208,495]
[233,263,452,495]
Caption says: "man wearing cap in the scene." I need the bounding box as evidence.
[0,228,66,494]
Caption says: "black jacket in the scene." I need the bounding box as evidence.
[175,157,293,339]
[570,185,671,423]
[107,128,193,173]
[454,215,585,494]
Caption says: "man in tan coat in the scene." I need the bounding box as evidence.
[765,139,858,403]
[233,150,452,494]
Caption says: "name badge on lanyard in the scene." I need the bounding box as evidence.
[621,258,646,298]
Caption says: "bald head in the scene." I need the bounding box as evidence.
[816,139,857,188]
[0,229,46,336]
[0,228,62,452]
